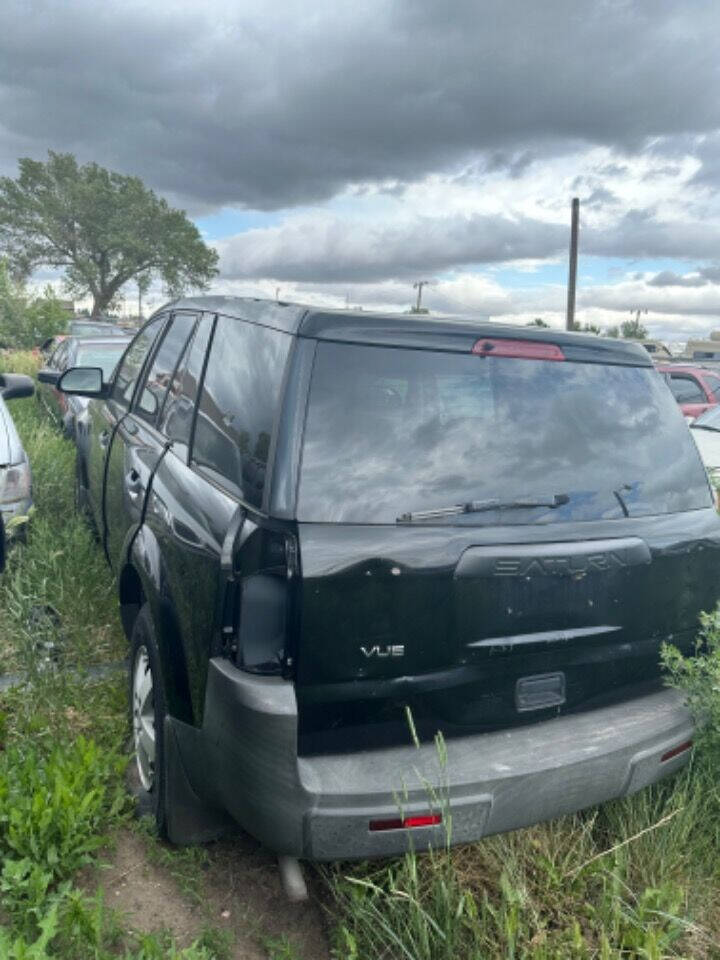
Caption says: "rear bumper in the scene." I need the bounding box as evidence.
[187,658,693,860]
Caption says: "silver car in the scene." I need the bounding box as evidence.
[0,373,35,536]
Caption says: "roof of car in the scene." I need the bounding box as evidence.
[657,363,717,374]
[160,295,653,366]
[71,335,131,347]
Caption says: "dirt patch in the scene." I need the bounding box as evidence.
[86,827,330,959]
[90,829,207,947]
[203,832,330,959]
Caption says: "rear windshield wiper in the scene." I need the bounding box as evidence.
[396,494,569,523]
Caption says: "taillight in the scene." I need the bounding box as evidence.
[369,813,442,832]
[234,528,298,677]
[472,338,565,361]
[660,740,692,763]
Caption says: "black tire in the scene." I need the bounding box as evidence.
[128,604,169,838]
[74,454,97,536]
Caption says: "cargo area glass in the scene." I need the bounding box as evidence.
[297,342,711,524]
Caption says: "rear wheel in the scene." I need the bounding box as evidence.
[74,454,96,536]
[129,604,169,837]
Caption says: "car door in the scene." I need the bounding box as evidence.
[700,371,720,411]
[668,373,710,418]
[104,312,199,572]
[142,313,292,722]
[85,317,166,533]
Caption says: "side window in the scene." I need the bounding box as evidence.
[159,315,213,458]
[669,375,705,404]
[111,317,165,409]
[704,374,720,401]
[191,317,291,507]
[135,313,198,425]
[52,341,69,370]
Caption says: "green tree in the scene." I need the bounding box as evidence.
[621,311,648,340]
[0,152,218,317]
[0,261,66,347]
[605,325,620,338]
[569,320,601,334]
[526,317,550,328]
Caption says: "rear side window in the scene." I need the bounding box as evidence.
[52,341,70,370]
[191,316,291,507]
[160,315,214,458]
[298,342,711,524]
[669,375,705,404]
[112,317,165,409]
[135,313,198,425]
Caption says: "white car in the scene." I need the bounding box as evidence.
[0,373,34,536]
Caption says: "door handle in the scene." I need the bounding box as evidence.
[98,429,110,448]
[125,469,143,496]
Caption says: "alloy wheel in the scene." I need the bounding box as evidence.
[132,645,155,791]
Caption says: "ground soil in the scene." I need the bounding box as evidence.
[87,827,331,959]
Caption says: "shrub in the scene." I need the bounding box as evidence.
[0,736,126,880]
[0,262,66,349]
[663,604,720,756]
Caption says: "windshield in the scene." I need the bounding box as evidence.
[693,405,720,430]
[77,343,127,379]
[297,342,712,524]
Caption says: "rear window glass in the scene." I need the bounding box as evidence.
[76,343,128,379]
[298,343,711,524]
[70,322,122,336]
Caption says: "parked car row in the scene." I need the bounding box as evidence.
[657,363,720,419]
[33,297,717,863]
[37,335,130,440]
[0,372,35,538]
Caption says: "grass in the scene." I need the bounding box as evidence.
[0,351,235,958]
[3,347,720,958]
[0,350,123,674]
[329,756,720,959]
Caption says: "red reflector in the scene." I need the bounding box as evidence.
[369,813,442,832]
[661,740,693,763]
[472,338,565,361]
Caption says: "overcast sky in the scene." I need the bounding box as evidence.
[3,0,720,338]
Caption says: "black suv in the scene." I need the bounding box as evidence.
[49,297,719,860]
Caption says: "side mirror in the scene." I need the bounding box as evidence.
[56,366,107,398]
[0,373,35,400]
[37,368,60,386]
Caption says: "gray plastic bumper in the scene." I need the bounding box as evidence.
[190,658,693,860]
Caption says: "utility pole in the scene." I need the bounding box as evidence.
[412,280,431,313]
[565,197,579,331]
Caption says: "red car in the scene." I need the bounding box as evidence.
[657,364,720,418]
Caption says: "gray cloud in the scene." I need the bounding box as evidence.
[219,212,570,282]
[1,0,720,210]
[219,208,720,283]
[647,270,707,287]
[583,187,619,209]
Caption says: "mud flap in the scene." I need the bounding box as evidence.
[164,716,235,845]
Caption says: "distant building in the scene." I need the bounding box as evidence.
[683,331,720,361]
[632,339,672,359]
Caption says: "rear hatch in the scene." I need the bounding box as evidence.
[292,334,720,754]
